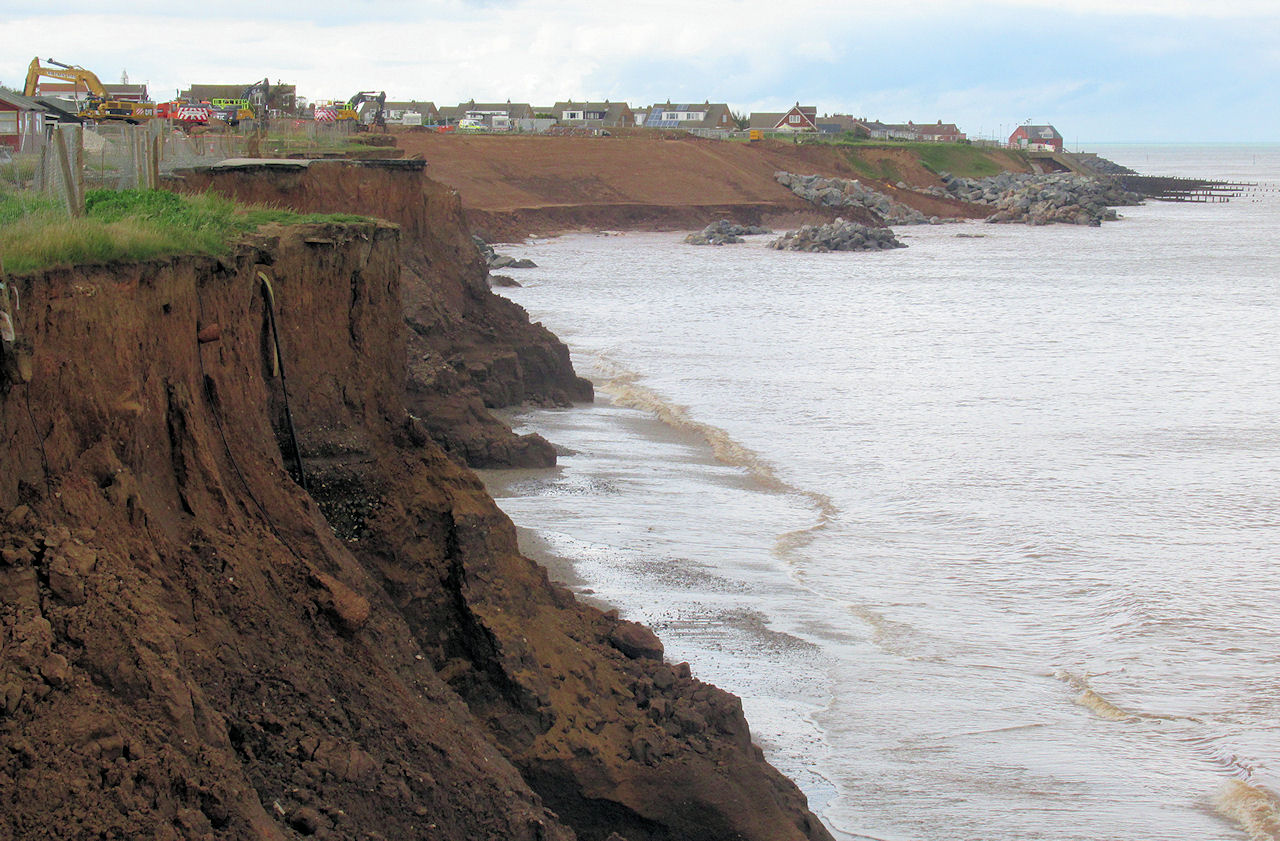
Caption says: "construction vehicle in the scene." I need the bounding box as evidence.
[199,79,274,128]
[156,100,214,126]
[23,57,157,123]
[208,98,254,126]
[313,100,358,124]
[347,91,387,132]
[242,78,272,126]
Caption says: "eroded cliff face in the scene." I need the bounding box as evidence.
[169,160,592,469]
[1,214,832,840]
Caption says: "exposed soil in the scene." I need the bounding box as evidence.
[0,208,833,840]
[169,160,593,469]
[391,133,932,239]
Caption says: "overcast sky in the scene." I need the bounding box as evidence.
[3,0,1277,143]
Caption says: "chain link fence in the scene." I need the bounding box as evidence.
[5,118,363,213]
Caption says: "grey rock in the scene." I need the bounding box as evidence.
[768,217,906,252]
[684,219,772,246]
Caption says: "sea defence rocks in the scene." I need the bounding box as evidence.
[925,171,1143,225]
[474,235,537,269]
[775,171,939,225]
[769,217,906,252]
[685,219,773,245]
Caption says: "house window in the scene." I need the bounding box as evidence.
[0,111,17,134]
[565,111,582,120]
[788,114,801,125]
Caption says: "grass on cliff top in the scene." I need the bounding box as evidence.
[0,188,369,274]
[838,141,1008,181]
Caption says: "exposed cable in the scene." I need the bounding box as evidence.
[194,277,309,567]
[258,272,307,491]
[22,381,53,501]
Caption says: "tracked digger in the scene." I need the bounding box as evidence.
[23,57,157,123]
[348,91,387,132]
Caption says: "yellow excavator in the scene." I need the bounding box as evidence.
[23,57,157,123]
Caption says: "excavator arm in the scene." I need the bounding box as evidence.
[23,57,155,123]
[347,91,387,130]
[23,57,109,98]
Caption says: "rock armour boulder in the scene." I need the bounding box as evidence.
[922,172,1143,225]
[775,171,940,225]
[768,218,906,252]
[685,220,773,246]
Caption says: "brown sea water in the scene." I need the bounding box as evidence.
[484,145,1280,841]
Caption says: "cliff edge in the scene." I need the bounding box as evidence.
[168,159,593,470]
[0,196,831,839]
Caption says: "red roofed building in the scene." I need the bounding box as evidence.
[917,120,966,143]
[1009,124,1063,151]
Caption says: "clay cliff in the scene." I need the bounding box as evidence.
[169,159,593,469]
[0,165,833,840]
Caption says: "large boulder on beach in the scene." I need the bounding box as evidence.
[768,217,905,252]
[685,219,772,246]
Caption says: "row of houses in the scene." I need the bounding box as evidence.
[2,78,1064,154]
[380,99,983,141]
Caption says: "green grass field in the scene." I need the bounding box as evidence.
[0,189,368,275]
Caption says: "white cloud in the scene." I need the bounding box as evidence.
[3,0,1277,139]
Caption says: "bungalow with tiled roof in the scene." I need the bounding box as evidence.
[458,100,535,130]
[642,101,735,130]
[554,101,636,128]
[862,121,920,141]
[383,101,438,126]
[749,103,818,132]
[435,104,465,126]
[747,111,784,130]
[1009,124,1063,151]
[815,113,863,135]
[917,120,966,143]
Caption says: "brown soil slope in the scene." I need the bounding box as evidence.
[396,134,900,239]
[1,213,832,841]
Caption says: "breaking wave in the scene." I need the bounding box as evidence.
[590,354,837,562]
[1054,672,1280,839]
[1054,671,1139,722]
[1215,779,1280,841]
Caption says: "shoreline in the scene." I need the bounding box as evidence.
[467,163,1280,841]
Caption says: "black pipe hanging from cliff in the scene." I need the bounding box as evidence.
[259,272,308,492]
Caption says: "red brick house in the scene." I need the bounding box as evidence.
[1009,124,1063,151]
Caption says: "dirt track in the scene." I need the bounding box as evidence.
[392,132,985,239]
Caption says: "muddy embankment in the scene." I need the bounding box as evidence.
[389,134,924,239]
[391,134,1019,240]
[0,162,833,841]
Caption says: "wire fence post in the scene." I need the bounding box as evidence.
[51,125,84,217]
